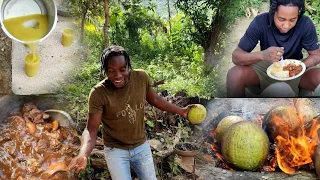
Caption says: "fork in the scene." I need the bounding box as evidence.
[279,56,284,66]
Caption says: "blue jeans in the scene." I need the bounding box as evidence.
[104,141,157,180]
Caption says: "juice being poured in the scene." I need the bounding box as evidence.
[27,42,39,62]
[3,14,49,77]
[24,40,41,77]
[3,14,49,41]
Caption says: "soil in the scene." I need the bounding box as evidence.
[176,142,199,151]
[0,28,12,95]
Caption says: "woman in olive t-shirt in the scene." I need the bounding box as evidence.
[69,45,194,180]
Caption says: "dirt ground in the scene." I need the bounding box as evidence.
[0,28,12,95]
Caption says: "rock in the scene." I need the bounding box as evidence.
[313,145,320,178]
[222,170,227,174]
[294,98,318,124]
[175,157,200,177]
[148,139,163,151]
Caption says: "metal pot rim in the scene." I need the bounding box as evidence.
[0,0,57,44]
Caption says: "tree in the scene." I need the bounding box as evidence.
[69,0,104,42]
[104,0,110,47]
[167,0,172,35]
[175,0,247,65]
[109,0,164,55]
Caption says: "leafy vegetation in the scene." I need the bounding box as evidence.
[305,0,320,36]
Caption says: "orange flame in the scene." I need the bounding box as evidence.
[210,143,233,170]
[274,118,320,174]
[210,144,224,162]
[209,128,233,170]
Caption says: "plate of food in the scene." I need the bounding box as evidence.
[267,59,306,81]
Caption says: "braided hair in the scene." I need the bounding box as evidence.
[100,45,132,76]
[269,0,305,26]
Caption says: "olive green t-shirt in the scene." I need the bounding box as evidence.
[88,69,152,149]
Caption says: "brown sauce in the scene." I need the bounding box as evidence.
[0,104,80,179]
[283,63,303,77]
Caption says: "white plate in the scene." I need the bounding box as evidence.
[267,59,306,81]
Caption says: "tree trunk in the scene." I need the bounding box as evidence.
[80,2,89,43]
[167,0,172,35]
[104,0,110,48]
[167,0,172,49]
[204,14,225,66]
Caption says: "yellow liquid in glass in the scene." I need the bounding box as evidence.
[25,53,40,77]
[62,28,74,46]
[3,14,48,41]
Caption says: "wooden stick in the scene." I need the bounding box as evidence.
[153,80,165,87]
[306,3,316,13]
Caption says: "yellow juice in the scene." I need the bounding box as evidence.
[3,14,49,41]
[62,28,74,46]
[25,53,40,77]
[27,42,38,55]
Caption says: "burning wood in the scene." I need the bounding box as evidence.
[262,144,278,172]
[209,143,232,170]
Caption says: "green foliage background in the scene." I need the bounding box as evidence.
[306,0,320,36]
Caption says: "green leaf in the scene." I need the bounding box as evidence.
[146,120,155,127]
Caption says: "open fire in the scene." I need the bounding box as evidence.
[275,118,320,174]
[209,105,320,175]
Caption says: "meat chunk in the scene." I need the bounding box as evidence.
[283,63,303,77]
[26,158,40,174]
[60,144,78,155]
[49,139,62,151]
[48,130,63,151]
[22,103,50,124]
[35,139,48,153]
